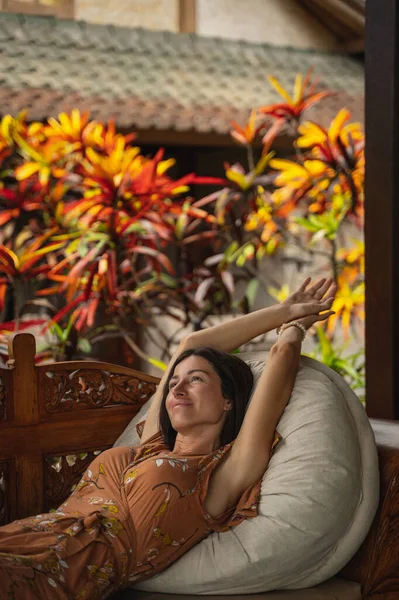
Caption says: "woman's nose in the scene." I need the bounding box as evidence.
[173,380,187,394]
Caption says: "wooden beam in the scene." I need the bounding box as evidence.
[299,0,356,41]
[178,0,196,34]
[133,127,295,151]
[306,0,365,34]
[364,0,399,419]
[340,36,365,53]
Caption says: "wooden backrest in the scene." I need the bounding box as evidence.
[0,332,160,525]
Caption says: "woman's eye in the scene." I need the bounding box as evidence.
[191,376,202,382]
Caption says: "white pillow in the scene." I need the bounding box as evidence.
[114,352,379,593]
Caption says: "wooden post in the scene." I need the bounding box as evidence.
[7,333,43,517]
[179,0,196,34]
[365,0,399,419]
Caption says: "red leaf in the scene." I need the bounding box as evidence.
[192,176,229,186]
[41,294,85,332]
[133,246,175,275]
[86,297,99,327]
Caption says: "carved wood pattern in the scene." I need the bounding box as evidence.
[0,460,11,526]
[43,448,110,512]
[364,469,399,598]
[43,369,157,413]
[0,374,6,420]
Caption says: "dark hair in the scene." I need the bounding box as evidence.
[159,346,254,449]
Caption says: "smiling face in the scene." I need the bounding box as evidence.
[165,355,232,437]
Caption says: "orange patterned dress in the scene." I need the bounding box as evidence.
[0,430,281,600]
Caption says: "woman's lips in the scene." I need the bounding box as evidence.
[172,402,192,408]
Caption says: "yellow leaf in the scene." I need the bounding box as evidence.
[1,247,19,269]
[303,160,329,176]
[226,168,250,190]
[268,284,290,302]
[296,122,326,147]
[85,147,102,166]
[98,463,106,475]
[39,167,51,186]
[157,158,175,175]
[15,230,33,249]
[59,112,73,136]
[293,73,303,105]
[253,152,272,177]
[171,185,190,195]
[24,242,64,261]
[328,109,351,142]
[1,114,14,141]
[341,308,352,339]
[15,162,40,181]
[267,75,292,104]
[71,108,81,135]
[269,158,304,175]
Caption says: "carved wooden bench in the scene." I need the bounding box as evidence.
[1,333,398,599]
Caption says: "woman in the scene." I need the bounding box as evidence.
[0,277,336,600]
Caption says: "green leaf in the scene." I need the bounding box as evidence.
[236,254,246,267]
[245,278,259,310]
[50,321,64,341]
[253,152,272,177]
[64,314,75,341]
[123,223,147,234]
[77,338,92,353]
[294,217,319,232]
[224,241,239,261]
[77,241,89,258]
[160,273,178,288]
[175,213,188,240]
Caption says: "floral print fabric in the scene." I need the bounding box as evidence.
[0,429,281,599]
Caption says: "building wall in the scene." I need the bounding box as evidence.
[197,0,339,49]
[75,0,337,51]
[76,0,179,32]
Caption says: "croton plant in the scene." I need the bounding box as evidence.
[0,69,365,398]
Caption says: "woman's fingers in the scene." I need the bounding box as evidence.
[321,297,334,309]
[315,310,335,322]
[314,277,334,299]
[298,276,312,293]
[307,278,326,295]
[326,284,338,299]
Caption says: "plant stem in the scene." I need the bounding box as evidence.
[247,144,255,172]
[330,238,339,283]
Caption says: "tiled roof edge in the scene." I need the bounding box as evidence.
[0,11,364,61]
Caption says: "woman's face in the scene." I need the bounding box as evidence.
[165,355,231,433]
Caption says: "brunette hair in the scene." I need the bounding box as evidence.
[159,346,254,449]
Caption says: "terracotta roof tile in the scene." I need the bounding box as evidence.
[0,13,364,136]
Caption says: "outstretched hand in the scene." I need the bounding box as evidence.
[282,276,337,328]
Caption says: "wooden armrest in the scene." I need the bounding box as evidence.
[339,418,399,599]
[0,333,160,523]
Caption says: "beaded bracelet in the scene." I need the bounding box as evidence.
[276,321,307,341]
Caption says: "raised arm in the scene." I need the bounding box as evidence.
[141,277,335,445]
[203,278,336,517]
[182,276,334,354]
